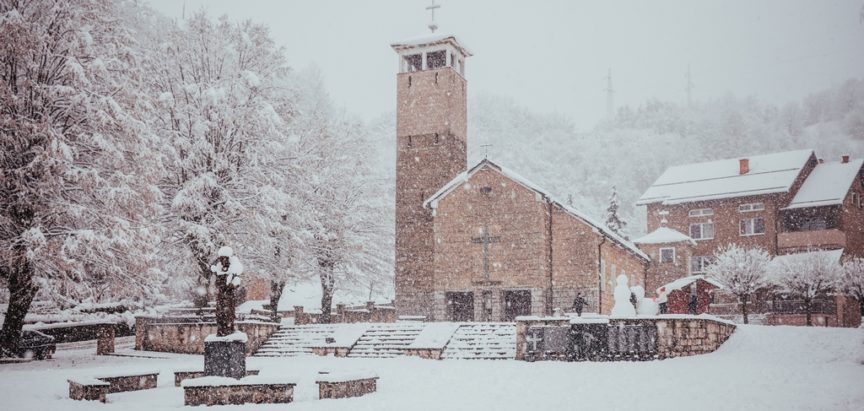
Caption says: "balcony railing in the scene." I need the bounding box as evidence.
[777,229,846,250]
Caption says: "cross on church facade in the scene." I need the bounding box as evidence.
[426,0,441,33]
[471,226,500,280]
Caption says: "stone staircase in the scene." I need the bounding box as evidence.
[441,323,516,360]
[254,324,339,357]
[344,323,425,358]
[253,322,517,360]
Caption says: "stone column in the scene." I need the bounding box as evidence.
[96,325,115,355]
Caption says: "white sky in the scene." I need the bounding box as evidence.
[148,0,864,129]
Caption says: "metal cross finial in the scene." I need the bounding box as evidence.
[481,143,492,159]
[426,0,441,33]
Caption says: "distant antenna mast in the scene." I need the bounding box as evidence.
[426,0,441,33]
[605,68,615,119]
[686,65,694,107]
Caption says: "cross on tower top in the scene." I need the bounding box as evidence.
[426,0,441,33]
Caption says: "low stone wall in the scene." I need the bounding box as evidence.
[316,374,378,399]
[136,316,279,354]
[94,371,158,393]
[515,315,736,361]
[515,317,570,361]
[183,381,294,406]
[293,302,398,325]
[653,317,735,358]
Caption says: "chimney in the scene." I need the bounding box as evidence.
[841,155,850,164]
[739,158,749,175]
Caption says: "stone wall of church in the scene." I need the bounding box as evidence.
[550,206,603,314]
[395,67,468,320]
[431,167,552,320]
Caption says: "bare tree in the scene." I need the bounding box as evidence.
[770,250,842,326]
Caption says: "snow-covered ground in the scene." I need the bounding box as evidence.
[1,325,862,410]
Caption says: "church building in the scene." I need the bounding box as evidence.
[391,34,649,321]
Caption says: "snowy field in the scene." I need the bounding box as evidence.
[1,325,862,411]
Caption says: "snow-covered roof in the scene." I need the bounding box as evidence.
[784,159,864,210]
[637,149,814,206]
[424,159,650,261]
[769,248,844,269]
[390,33,472,56]
[658,275,724,294]
[633,227,696,245]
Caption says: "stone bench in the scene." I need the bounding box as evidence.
[92,370,159,393]
[316,372,379,399]
[68,378,110,402]
[182,376,296,406]
[173,369,260,387]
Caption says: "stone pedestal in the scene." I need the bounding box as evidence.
[96,326,115,355]
[204,340,246,379]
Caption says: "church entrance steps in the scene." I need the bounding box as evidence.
[441,323,516,360]
[253,324,340,357]
[345,323,426,358]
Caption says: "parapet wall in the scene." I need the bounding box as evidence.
[516,315,736,361]
[135,316,278,355]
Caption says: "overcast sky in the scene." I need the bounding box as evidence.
[148,0,864,129]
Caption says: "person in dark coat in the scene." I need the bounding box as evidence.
[688,293,698,314]
[572,293,587,317]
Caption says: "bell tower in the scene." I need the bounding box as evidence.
[391,34,471,319]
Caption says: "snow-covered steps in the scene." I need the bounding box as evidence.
[345,323,426,358]
[253,324,341,357]
[441,323,516,360]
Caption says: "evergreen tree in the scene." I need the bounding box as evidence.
[604,186,628,239]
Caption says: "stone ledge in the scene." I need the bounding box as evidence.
[315,374,378,399]
[182,377,296,406]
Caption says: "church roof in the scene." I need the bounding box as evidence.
[633,227,696,245]
[424,159,650,261]
[637,149,815,206]
[391,33,473,56]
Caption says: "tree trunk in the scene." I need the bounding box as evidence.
[0,261,38,358]
[319,267,335,324]
[804,298,812,327]
[269,280,284,322]
[740,294,749,325]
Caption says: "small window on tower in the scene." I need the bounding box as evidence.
[405,54,422,72]
[480,186,492,195]
[427,50,446,69]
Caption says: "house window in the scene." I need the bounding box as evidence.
[660,247,675,264]
[738,202,765,212]
[426,50,446,69]
[689,222,714,240]
[688,208,713,217]
[691,256,711,274]
[852,192,861,209]
[740,217,766,236]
